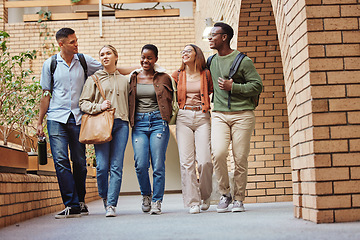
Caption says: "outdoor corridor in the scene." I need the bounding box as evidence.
[0,194,359,240]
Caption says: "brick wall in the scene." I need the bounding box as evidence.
[193,0,292,204]
[238,0,292,203]
[194,0,241,55]
[0,173,99,228]
[5,17,195,78]
[271,0,360,223]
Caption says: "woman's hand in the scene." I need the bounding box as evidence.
[101,100,111,110]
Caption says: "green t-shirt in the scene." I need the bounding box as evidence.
[210,50,263,112]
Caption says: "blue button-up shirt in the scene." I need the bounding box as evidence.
[40,53,102,125]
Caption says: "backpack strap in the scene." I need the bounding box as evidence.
[49,53,88,94]
[50,54,57,94]
[77,53,88,80]
[229,52,246,79]
[206,54,216,69]
[227,52,246,109]
[207,55,216,103]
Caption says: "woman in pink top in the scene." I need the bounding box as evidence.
[171,44,213,214]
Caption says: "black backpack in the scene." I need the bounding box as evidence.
[207,52,260,109]
[50,53,88,93]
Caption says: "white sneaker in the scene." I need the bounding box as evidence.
[55,206,81,219]
[106,206,116,217]
[232,200,245,212]
[149,200,161,215]
[189,205,200,214]
[201,198,211,211]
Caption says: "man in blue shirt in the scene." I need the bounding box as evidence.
[37,28,102,219]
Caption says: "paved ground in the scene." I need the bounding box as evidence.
[1,194,360,240]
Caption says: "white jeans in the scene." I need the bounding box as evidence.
[211,111,255,202]
[176,109,213,207]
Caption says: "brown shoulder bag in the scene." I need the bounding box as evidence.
[79,75,115,144]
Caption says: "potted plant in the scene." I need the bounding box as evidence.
[0,26,42,172]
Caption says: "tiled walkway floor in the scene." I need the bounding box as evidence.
[1,194,360,240]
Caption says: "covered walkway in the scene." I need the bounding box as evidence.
[0,194,359,240]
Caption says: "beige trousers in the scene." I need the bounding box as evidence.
[176,109,213,207]
[211,111,255,202]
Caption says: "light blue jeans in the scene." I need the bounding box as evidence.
[47,114,87,208]
[132,110,170,202]
[94,118,129,207]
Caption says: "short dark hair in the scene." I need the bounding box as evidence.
[56,28,75,42]
[214,22,234,43]
[141,44,158,58]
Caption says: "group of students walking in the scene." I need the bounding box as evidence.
[36,22,263,219]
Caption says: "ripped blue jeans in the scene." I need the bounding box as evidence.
[132,110,170,202]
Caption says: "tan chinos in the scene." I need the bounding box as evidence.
[176,109,213,207]
[211,110,255,202]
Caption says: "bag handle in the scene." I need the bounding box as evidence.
[91,75,107,101]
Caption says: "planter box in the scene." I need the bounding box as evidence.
[0,145,29,174]
[27,154,56,176]
[87,166,96,178]
[28,154,97,178]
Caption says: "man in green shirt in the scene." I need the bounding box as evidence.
[208,22,263,213]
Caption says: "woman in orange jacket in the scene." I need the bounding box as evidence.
[171,44,213,214]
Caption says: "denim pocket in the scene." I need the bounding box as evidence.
[135,114,144,122]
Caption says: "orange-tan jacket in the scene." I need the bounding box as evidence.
[171,69,213,113]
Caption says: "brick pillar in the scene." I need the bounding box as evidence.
[238,0,292,203]
[270,0,360,223]
[303,1,360,223]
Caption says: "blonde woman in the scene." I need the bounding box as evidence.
[79,45,129,217]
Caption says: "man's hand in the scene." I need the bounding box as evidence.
[36,91,51,137]
[37,122,44,137]
[218,77,233,91]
